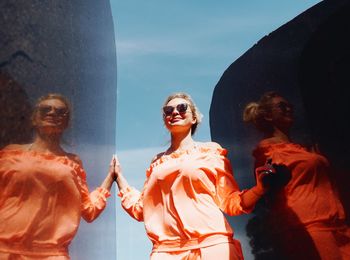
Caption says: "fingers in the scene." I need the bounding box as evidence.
[110,154,122,182]
[113,154,120,166]
[110,155,121,167]
[109,154,119,174]
[254,165,275,191]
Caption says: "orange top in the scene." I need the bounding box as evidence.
[253,141,346,231]
[0,148,110,257]
[119,142,247,253]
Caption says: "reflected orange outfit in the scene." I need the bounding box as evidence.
[0,148,110,259]
[254,141,350,259]
[119,142,247,259]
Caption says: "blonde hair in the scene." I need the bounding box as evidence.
[243,91,281,133]
[163,92,202,135]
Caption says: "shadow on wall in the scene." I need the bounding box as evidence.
[210,0,350,258]
[0,71,32,148]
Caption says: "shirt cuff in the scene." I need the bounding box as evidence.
[97,187,111,199]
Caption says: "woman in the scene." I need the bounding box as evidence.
[243,91,350,259]
[114,92,269,260]
[0,93,115,259]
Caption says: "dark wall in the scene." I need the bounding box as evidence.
[0,71,32,148]
[0,1,117,259]
[210,0,350,257]
[210,0,349,197]
[299,3,350,223]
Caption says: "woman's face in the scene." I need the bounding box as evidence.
[163,97,196,134]
[32,98,70,134]
[267,96,294,130]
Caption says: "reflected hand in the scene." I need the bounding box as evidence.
[109,155,115,171]
[255,164,276,193]
[111,154,122,181]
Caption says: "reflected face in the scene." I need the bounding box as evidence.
[269,96,294,130]
[33,99,70,134]
[163,98,196,134]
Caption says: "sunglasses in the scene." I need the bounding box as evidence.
[276,102,293,113]
[163,103,189,116]
[38,105,69,117]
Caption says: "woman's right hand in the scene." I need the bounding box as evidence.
[111,154,122,181]
[111,154,130,191]
[255,164,276,194]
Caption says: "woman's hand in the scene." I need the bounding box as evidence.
[108,155,116,179]
[112,154,122,181]
[255,164,276,195]
[100,155,118,191]
[241,165,276,210]
[111,154,129,191]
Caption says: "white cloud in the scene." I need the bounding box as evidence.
[116,37,200,58]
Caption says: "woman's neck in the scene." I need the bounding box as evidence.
[265,127,290,142]
[31,132,65,155]
[169,130,194,152]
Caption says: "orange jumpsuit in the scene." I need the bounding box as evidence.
[119,142,247,259]
[253,141,350,259]
[0,148,110,260]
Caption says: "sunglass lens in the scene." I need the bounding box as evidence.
[177,103,188,113]
[38,106,68,117]
[55,108,68,116]
[163,106,174,116]
[278,102,293,112]
[39,106,52,115]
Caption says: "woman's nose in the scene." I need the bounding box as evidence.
[172,109,180,115]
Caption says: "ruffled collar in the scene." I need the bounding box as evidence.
[162,142,199,158]
[0,148,84,173]
[146,142,226,177]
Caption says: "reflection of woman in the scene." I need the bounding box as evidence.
[114,92,269,260]
[243,91,350,259]
[0,94,115,259]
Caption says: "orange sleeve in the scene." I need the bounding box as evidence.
[201,143,248,216]
[78,168,111,223]
[118,186,144,221]
[215,154,249,215]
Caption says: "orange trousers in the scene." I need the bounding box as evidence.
[150,242,243,260]
[0,252,69,260]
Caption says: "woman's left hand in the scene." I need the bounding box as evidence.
[108,155,116,179]
[255,164,276,194]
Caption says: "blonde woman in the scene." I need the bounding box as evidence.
[114,92,270,260]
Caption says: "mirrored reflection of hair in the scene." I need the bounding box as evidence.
[0,71,32,149]
[243,91,282,135]
[243,91,350,260]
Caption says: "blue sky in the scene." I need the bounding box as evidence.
[109,1,321,259]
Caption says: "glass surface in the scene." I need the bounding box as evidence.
[0,1,117,259]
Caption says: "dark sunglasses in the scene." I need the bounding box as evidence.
[163,103,188,116]
[38,105,69,117]
[276,102,293,113]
